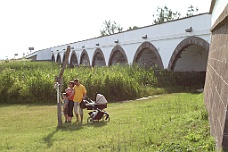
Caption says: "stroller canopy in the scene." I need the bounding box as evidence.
[96,94,107,104]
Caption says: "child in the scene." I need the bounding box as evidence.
[62,93,69,123]
[65,81,75,123]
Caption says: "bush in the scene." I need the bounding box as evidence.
[155,70,206,88]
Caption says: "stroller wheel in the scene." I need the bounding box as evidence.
[102,114,110,122]
[105,117,110,122]
[87,117,93,124]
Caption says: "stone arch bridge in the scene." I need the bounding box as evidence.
[27,13,211,72]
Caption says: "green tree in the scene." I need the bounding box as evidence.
[152,5,199,24]
[100,20,123,36]
[127,26,139,31]
[152,6,181,24]
[186,5,199,17]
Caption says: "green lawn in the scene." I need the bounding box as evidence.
[0,93,215,152]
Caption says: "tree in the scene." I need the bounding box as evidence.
[152,5,199,24]
[55,46,71,127]
[152,6,181,24]
[127,26,139,31]
[186,5,199,17]
[100,20,123,36]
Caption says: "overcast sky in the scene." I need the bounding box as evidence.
[0,0,211,59]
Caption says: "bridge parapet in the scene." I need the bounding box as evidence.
[27,13,211,71]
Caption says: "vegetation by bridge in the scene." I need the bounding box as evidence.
[0,61,206,104]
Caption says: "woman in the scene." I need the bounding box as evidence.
[65,81,74,123]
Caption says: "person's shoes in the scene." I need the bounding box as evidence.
[65,121,67,123]
[68,121,71,123]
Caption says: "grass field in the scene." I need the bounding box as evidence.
[0,93,215,152]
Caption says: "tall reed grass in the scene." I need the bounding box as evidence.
[0,61,205,103]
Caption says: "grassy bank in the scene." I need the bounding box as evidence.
[0,93,215,151]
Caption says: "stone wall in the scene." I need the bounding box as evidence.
[70,53,78,67]
[80,54,90,66]
[109,50,127,66]
[204,4,228,150]
[79,50,90,66]
[93,52,106,66]
[133,41,164,69]
[135,48,160,68]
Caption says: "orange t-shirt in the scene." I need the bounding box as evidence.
[66,88,74,100]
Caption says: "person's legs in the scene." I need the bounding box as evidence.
[68,100,74,123]
[66,114,69,123]
[64,108,68,123]
[74,102,79,123]
[79,107,83,123]
[64,114,67,122]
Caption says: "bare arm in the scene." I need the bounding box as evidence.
[82,93,87,100]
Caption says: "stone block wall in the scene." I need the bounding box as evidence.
[204,4,228,150]
[109,50,127,66]
[136,48,159,68]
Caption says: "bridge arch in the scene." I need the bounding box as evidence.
[51,54,55,62]
[133,41,164,69]
[108,45,128,66]
[69,51,78,67]
[168,36,209,71]
[56,53,61,64]
[80,50,90,66]
[92,48,106,67]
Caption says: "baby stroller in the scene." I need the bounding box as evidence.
[80,94,110,124]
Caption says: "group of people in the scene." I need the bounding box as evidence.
[62,79,87,124]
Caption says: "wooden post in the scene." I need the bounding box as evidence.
[55,81,62,127]
[55,46,71,127]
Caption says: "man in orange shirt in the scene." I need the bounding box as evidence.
[68,79,87,124]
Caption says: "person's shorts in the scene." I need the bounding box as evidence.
[74,102,83,115]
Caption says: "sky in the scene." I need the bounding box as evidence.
[0,0,211,60]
